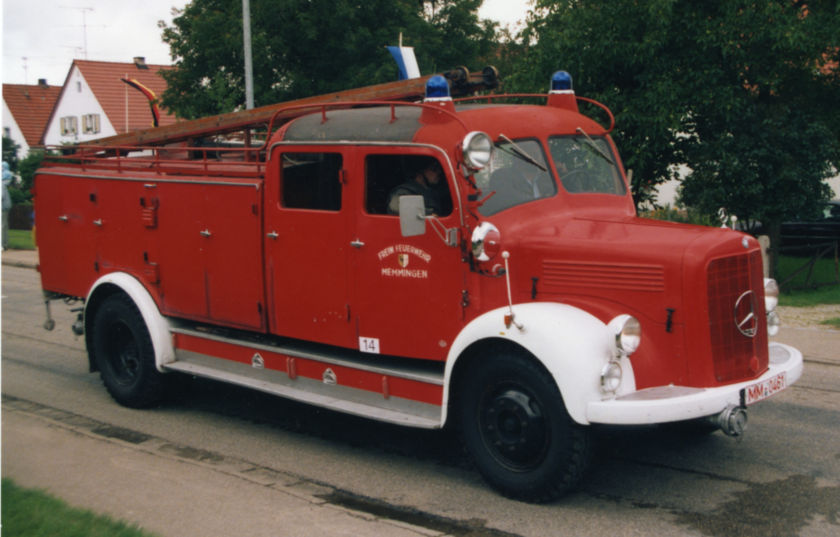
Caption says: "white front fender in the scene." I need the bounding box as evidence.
[86,272,174,372]
[444,303,632,425]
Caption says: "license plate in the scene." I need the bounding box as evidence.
[743,372,787,405]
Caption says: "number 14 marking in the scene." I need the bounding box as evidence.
[359,337,380,354]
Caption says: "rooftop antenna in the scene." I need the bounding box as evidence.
[22,57,29,84]
[62,6,94,59]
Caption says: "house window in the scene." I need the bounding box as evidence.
[60,116,78,136]
[82,114,100,134]
[76,81,82,92]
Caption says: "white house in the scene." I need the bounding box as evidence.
[2,80,61,155]
[42,58,176,147]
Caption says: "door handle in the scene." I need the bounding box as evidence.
[350,239,365,248]
[199,229,212,237]
[266,231,279,240]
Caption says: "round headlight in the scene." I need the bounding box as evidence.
[767,310,781,336]
[608,314,641,356]
[764,278,779,312]
[600,361,622,393]
[462,131,493,170]
[470,221,501,262]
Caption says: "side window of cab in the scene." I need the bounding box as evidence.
[364,154,452,217]
[280,152,343,211]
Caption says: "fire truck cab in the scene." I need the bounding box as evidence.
[34,71,803,502]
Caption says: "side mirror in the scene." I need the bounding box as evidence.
[398,195,426,237]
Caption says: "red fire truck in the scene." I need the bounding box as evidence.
[34,69,803,502]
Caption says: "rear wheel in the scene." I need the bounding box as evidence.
[458,352,591,502]
[92,294,163,408]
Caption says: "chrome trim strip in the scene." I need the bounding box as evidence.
[166,350,442,429]
[34,170,262,188]
[170,326,444,386]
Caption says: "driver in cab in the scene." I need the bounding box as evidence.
[387,159,450,216]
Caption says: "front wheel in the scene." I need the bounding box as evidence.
[91,294,163,408]
[458,352,591,502]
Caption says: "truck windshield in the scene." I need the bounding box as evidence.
[476,138,556,216]
[548,135,626,195]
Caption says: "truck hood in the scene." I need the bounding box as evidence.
[491,211,760,325]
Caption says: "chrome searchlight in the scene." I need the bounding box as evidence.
[471,221,501,262]
[462,131,493,170]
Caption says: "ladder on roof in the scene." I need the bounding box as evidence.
[85,66,499,149]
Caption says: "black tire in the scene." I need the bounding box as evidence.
[91,294,163,408]
[458,352,591,502]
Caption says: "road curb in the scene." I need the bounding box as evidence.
[1,394,513,537]
[1,249,38,270]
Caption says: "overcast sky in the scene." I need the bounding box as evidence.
[1,0,531,87]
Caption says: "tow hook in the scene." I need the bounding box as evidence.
[711,405,748,437]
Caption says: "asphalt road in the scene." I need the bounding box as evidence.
[2,262,839,537]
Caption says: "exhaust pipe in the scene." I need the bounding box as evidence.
[709,405,748,437]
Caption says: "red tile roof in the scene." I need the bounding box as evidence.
[3,83,62,147]
[70,59,178,134]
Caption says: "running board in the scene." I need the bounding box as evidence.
[165,327,444,429]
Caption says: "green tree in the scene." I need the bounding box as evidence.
[158,0,498,119]
[16,150,45,202]
[2,135,20,172]
[512,0,840,276]
[674,1,839,277]
[510,0,691,207]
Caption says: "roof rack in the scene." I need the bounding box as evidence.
[76,66,499,150]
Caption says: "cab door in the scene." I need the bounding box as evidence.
[350,151,466,361]
[264,148,353,347]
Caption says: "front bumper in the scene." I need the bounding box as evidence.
[586,342,803,425]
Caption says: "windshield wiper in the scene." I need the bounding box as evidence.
[497,134,548,172]
[574,127,614,165]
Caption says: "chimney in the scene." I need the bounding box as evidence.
[133,56,148,69]
[38,78,48,88]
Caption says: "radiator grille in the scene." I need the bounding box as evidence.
[707,252,768,382]
[542,261,665,292]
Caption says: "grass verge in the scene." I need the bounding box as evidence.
[777,255,840,307]
[1,478,161,537]
[820,318,840,329]
[6,228,35,250]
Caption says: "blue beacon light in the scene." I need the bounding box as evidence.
[550,70,573,92]
[425,75,451,101]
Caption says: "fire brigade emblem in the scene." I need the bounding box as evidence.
[377,244,431,279]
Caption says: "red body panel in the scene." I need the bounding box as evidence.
[36,170,266,331]
[34,93,771,399]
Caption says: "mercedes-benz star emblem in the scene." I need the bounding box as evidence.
[734,290,757,338]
